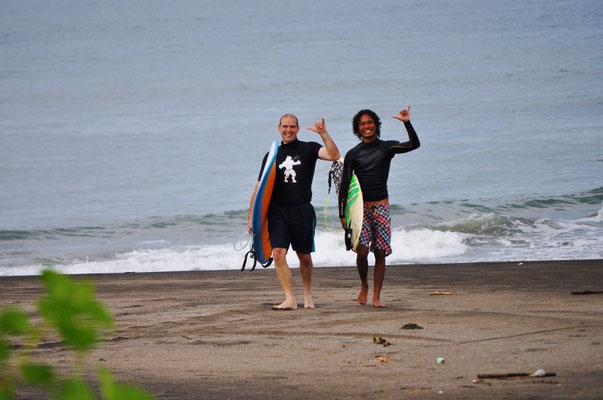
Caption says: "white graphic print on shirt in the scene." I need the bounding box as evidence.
[279,155,301,183]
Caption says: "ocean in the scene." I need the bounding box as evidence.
[1,0,602,276]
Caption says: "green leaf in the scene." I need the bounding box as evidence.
[20,362,55,388]
[56,321,97,352]
[111,385,154,400]
[40,271,113,325]
[40,270,71,299]
[0,309,30,335]
[86,302,113,325]
[99,368,154,400]
[0,339,9,363]
[0,377,15,400]
[37,269,113,352]
[55,378,95,400]
[98,368,115,400]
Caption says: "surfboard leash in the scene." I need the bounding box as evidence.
[241,245,273,271]
[236,232,259,271]
[241,249,258,271]
[323,192,332,232]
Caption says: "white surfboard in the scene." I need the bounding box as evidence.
[345,172,363,251]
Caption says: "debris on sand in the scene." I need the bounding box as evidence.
[372,336,391,347]
[401,323,424,330]
[476,371,557,380]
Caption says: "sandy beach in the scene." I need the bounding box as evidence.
[2,260,602,399]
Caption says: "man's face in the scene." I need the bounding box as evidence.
[359,114,377,141]
[278,115,300,144]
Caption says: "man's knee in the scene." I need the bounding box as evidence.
[272,248,287,260]
[297,252,312,267]
[356,244,369,258]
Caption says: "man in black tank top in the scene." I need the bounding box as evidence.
[248,114,340,310]
[338,107,420,307]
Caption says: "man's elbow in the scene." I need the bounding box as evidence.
[321,150,340,161]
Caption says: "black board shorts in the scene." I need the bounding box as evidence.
[268,203,316,254]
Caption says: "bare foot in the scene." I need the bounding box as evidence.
[372,299,387,308]
[273,299,297,310]
[304,296,315,309]
[357,285,369,305]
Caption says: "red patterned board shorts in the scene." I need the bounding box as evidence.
[359,202,392,256]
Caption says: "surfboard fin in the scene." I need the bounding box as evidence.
[344,227,353,251]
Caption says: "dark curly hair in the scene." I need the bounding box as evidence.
[352,109,381,139]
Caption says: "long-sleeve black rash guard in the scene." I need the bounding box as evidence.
[338,121,420,219]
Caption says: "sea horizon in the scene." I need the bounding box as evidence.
[2,0,602,276]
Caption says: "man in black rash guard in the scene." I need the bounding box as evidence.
[338,107,420,307]
[248,114,340,310]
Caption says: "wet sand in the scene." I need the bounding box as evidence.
[1,260,602,399]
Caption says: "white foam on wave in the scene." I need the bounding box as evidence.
[4,244,247,276]
[469,207,603,262]
[577,204,603,223]
[390,228,468,261]
[2,228,469,276]
[251,229,468,268]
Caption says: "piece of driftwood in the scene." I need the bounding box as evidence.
[571,290,603,295]
[477,372,557,379]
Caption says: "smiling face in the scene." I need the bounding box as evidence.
[358,113,377,142]
[278,114,300,144]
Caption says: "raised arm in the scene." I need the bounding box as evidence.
[391,106,420,153]
[307,118,340,161]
